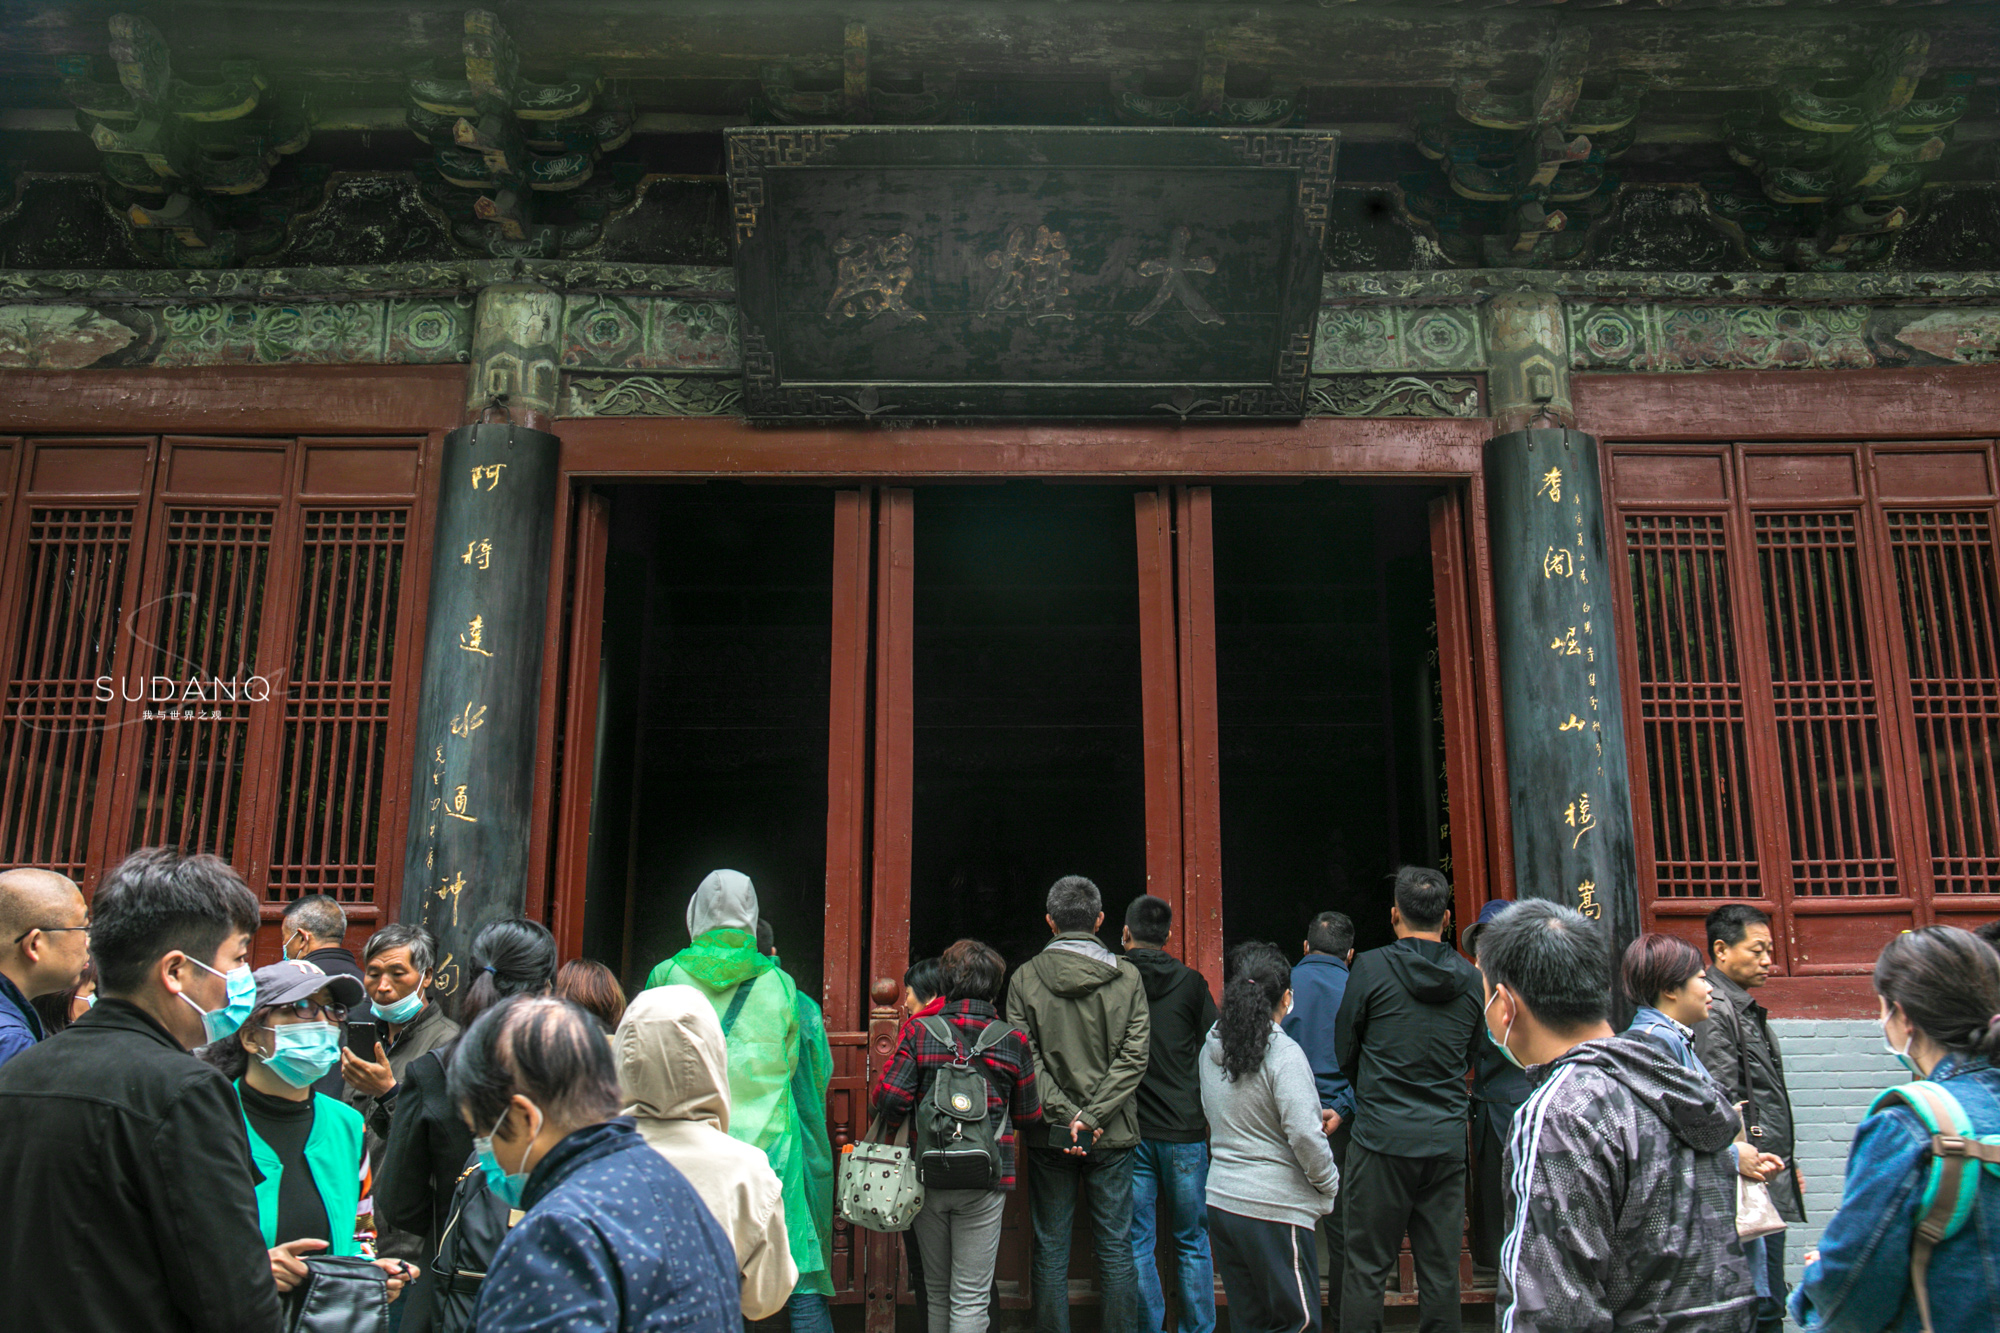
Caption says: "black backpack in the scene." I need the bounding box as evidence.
[430,1160,515,1333]
[913,1015,1019,1191]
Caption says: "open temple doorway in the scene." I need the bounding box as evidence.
[1211,483,1455,959]
[906,485,1150,972]
[580,483,836,1004]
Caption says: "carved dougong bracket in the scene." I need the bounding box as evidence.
[1709,31,1969,271]
[758,22,956,125]
[59,13,313,266]
[407,10,636,257]
[1111,31,1296,129]
[1401,28,1640,269]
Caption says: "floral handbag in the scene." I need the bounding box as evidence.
[837,1117,924,1233]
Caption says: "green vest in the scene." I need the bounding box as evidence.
[235,1083,366,1255]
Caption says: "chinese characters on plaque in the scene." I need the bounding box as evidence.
[728,127,1335,419]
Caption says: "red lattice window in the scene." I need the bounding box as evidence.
[1755,512,1898,898]
[0,438,429,945]
[1610,442,2000,974]
[1890,511,2000,895]
[0,507,136,879]
[1623,513,1760,899]
[266,509,410,905]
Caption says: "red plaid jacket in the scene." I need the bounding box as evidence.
[871,998,1043,1189]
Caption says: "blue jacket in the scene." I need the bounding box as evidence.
[470,1117,740,1333]
[1792,1055,2000,1333]
[0,973,43,1070]
[1282,953,1354,1121]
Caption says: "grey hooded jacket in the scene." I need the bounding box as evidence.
[1498,1034,1757,1333]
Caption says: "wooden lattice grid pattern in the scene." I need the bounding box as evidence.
[0,508,134,879]
[1624,512,1761,899]
[1889,510,2000,894]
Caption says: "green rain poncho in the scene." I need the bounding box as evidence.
[644,874,833,1296]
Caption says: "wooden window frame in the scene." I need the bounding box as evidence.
[1584,363,2000,1013]
[0,366,460,956]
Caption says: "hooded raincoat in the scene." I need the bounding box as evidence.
[644,872,833,1294]
[618,985,798,1319]
[1499,1034,1758,1333]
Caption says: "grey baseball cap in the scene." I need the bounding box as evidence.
[251,958,365,1011]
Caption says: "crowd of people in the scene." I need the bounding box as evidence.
[0,851,1996,1333]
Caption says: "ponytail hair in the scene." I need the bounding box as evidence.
[1218,941,1290,1082]
[459,918,558,1029]
[1874,927,2000,1064]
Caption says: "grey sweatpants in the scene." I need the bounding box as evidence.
[911,1187,1009,1333]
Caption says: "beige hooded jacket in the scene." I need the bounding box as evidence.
[618,984,798,1319]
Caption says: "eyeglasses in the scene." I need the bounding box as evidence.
[272,999,348,1023]
[12,924,89,944]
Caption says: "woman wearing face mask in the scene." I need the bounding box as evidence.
[202,960,415,1300]
[1620,934,1787,1306]
[1791,927,2000,1333]
[379,918,557,1333]
[1199,941,1338,1333]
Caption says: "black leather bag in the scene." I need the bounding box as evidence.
[432,1161,516,1333]
[285,1255,390,1333]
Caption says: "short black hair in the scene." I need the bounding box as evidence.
[1046,876,1102,933]
[449,995,623,1131]
[1393,866,1452,932]
[1970,919,2000,953]
[904,956,944,1003]
[91,848,259,996]
[1125,895,1172,947]
[1704,903,1772,961]
[281,892,346,943]
[1306,911,1354,957]
[756,918,776,957]
[1476,898,1610,1033]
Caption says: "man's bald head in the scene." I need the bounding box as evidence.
[0,868,89,1000]
[0,869,84,941]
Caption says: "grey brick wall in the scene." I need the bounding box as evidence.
[1768,1017,1902,1309]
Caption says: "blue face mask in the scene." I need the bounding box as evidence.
[474,1102,542,1209]
[183,958,256,1043]
[371,989,425,1026]
[1883,1013,1919,1078]
[1485,987,1526,1071]
[260,1022,342,1088]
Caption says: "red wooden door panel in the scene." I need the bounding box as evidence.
[0,438,159,887]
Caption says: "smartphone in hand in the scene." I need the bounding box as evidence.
[345,1019,381,1060]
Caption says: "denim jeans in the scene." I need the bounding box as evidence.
[788,1288,835,1333]
[1027,1144,1140,1333]
[1757,1232,1785,1332]
[1131,1140,1216,1333]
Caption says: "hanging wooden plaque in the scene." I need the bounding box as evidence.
[726,127,1336,421]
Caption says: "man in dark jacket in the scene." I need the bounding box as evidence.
[1282,910,1356,1328]
[450,993,740,1333]
[282,891,365,1099]
[0,866,91,1069]
[1692,902,1803,1333]
[340,922,460,1277]
[1478,900,1756,1333]
[1460,900,1531,1283]
[1121,894,1218,1333]
[0,847,284,1333]
[1334,867,1482,1333]
[1007,875,1151,1333]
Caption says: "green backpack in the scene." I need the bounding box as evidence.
[913,1015,1019,1191]
[1867,1079,2000,1333]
